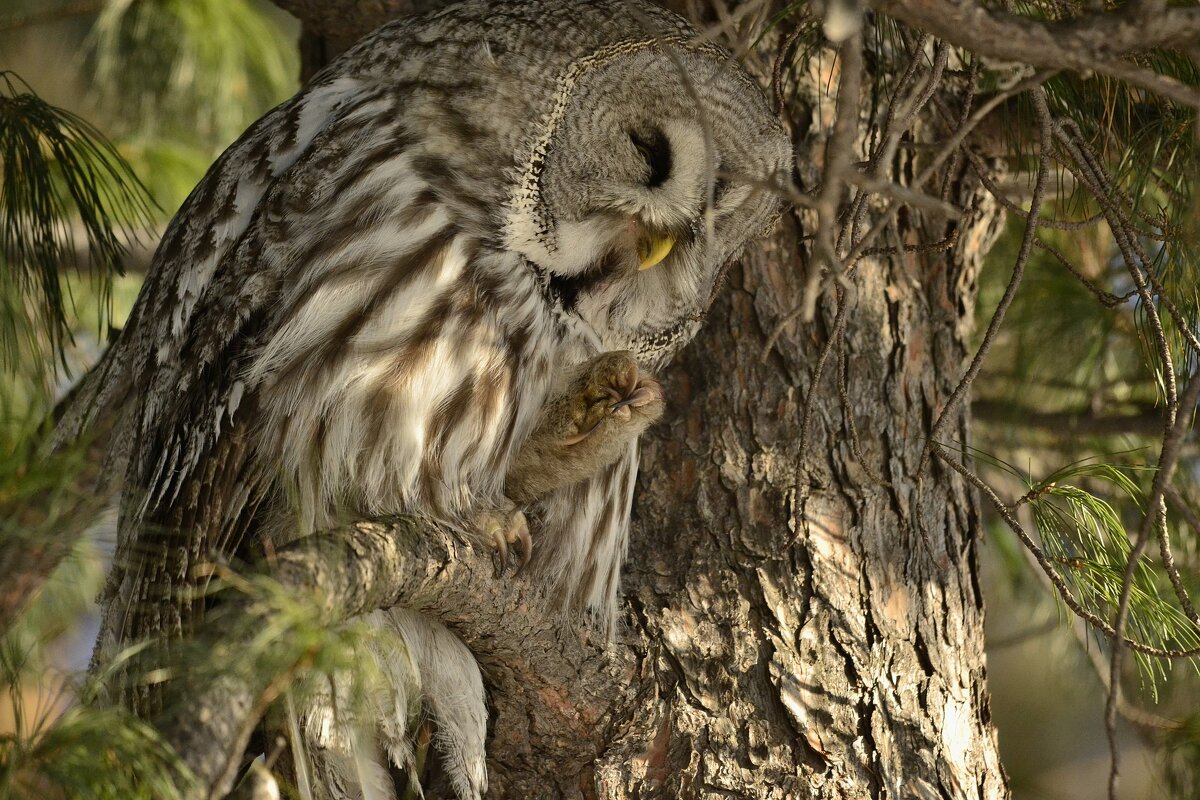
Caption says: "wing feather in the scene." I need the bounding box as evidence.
[92,76,400,671]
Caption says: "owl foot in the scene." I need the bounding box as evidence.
[504,350,665,506]
[563,351,664,446]
[479,506,531,577]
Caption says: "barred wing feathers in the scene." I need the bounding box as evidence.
[94,73,557,665]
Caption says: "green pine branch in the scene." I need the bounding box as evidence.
[0,71,155,376]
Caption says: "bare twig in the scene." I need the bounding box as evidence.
[963,149,1106,232]
[1064,605,1181,732]
[837,70,1059,273]
[806,29,864,322]
[1032,239,1135,308]
[1054,121,1200,358]
[918,87,1053,477]
[772,23,809,115]
[844,171,962,218]
[842,40,950,269]
[764,36,956,355]
[1153,371,1200,627]
[857,227,959,259]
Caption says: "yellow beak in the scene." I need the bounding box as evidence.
[637,232,676,271]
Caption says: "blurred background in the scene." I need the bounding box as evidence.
[1,2,1197,798]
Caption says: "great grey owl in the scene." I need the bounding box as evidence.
[62,0,790,797]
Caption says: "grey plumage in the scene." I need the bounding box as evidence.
[62,1,790,796]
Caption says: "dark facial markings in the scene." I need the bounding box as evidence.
[547,247,625,311]
[629,128,671,188]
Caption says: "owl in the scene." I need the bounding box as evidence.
[62,1,790,797]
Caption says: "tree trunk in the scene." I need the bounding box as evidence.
[264,2,1014,796]
[599,199,1007,797]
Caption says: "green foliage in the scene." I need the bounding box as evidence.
[967,20,1200,782]
[1029,462,1199,695]
[991,5,1200,378]
[971,444,1200,694]
[0,71,155,377]
[175,567,406,713]
[111,565,418,798]
[0,4,305,796]
[87,0,298,150]
[0,635,194,800]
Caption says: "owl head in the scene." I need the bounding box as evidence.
[349,0,791,367]
[496,8,793,368]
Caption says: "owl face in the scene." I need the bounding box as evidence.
[506,42,792,368]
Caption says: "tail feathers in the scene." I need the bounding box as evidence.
[384,610,488,800]
[301,610,487,800]
[350,725,399,800]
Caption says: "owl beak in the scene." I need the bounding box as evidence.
[636,232,675,271]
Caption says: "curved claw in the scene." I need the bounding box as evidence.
[512,520,533,575]
[561,418,604,446]
[611,381,662,411]
[491,535,509,577]
[487,509,531,578]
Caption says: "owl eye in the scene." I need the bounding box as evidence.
[629,130,671,188]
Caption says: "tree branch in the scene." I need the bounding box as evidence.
[157,518,621,800]
[868,0,1200,108]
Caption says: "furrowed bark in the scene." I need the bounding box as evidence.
[595,196,1007,796]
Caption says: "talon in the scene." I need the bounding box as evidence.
[484,508,531,578]
[611,380,662,412]
[512,515,533,574]
[561,418,603,446]
[626,380,663,409]
[491,529,509,577]
[614,365,638,395]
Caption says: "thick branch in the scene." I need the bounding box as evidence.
[159,519,621,800]
[868,0,1200,107]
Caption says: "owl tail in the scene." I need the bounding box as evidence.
[302,609,488,800]
[383,609,489,800]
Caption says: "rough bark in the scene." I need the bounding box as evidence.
[594,200,1007,797]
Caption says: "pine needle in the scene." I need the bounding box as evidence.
[0,71,155,376]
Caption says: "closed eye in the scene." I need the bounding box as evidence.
[630,129,671,188]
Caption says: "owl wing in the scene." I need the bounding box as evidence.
[91,73,410,660]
